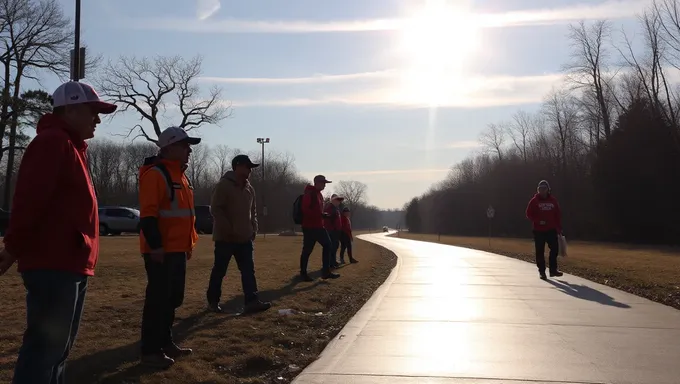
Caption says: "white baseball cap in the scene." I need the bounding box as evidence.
[51,81,117,114]
[157,126,201,148]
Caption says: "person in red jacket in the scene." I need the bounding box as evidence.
[340,207,358,264]
[0,81,116,384]
[324,194,344,268]
[299,175,340,281]
[526,179,563,280]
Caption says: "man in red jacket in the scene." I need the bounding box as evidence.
[525,180,563,280]
[340,207,358,264]
[0,81,116,384]
[299,175,340,281]
[324,194,344,268]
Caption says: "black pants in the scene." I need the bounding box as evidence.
[340,232,353,261]
[206,241,258,305]
[300,228,332,273]
[141,252,186,355]
[329,230,341,265]
[533,229,559,273]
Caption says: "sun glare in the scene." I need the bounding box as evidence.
[396,0,480,107]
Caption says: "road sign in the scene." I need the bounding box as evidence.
[486,206,495,219]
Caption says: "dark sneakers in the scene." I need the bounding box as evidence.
[550,271,564,277]
[322,270,340,279]
[208,302,223,313]
[164,343,192,359]
[349,258,358,264]
[141,353,175,369]
[244,300,272,314]
[540,273,547,280]
[300,273,314,282]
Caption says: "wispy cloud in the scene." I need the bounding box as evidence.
[199,70,395,85]
[227,72,564,108]
[196,0,221,21]
[123,0,649,33]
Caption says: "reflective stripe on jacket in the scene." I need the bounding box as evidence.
[138,156,198,253]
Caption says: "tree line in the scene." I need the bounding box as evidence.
[84,140,389,231]
[405,1,680,245]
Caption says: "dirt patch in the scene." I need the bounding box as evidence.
[392,232,680,310]
[0,235,396,383]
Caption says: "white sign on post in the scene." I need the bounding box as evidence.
[486,205,495,219]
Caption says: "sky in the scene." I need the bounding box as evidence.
[41,0,650,209]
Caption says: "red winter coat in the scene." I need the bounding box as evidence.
[323,203,342,231]
[4,114,99,276]
[301,185,324,229]
[525,193,562,233]
[341,215,353,239]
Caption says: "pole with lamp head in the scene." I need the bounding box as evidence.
[256,138,270,240]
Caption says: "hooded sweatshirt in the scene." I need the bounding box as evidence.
[323,203,342,231]
[301,184,324,229]
[341,215,353,239]
[211,170,258,243]
[3,113,99,275]
[526,193,562,233]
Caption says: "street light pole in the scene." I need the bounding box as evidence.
[256,138,270,240]
[73,0,81,81]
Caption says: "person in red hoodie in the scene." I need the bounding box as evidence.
[0,81,116,384]
[340,207,358,264]
[324,194,344,268]
[299,175,340,281]
[526,180,563,280]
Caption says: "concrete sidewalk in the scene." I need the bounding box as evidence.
[292,233,680,384]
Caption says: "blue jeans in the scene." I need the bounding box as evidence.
[206,241,259,305]
[13,270,88,384]
[299,228,332,273]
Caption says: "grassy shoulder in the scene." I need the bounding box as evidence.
[392,232,680,310]
[0,234,396,384]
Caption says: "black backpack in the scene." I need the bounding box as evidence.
[292,191,314,225]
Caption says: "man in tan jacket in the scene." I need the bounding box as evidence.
[206,155,271,314]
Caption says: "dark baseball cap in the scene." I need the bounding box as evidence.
[313,175,331,184]
[232,154,260,169]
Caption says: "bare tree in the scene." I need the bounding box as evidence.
[0,0,75,209]
[564,20,614,138]
[618,9,677,126]
[211,144,232,177]
[97,55,232,142]
[335,180,368,215]
[479,123,506,162]
[507,110,534,163]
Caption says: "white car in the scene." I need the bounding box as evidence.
[99,206,140,236]
[382,226,389,232]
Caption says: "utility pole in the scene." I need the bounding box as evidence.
[73,0,82,81]
[256,138,270,240]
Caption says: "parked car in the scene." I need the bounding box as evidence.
[382,226,389,232]
[99,206,140,236]
[195,205,213,234]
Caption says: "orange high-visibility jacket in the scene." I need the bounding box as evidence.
[138,156,198,254]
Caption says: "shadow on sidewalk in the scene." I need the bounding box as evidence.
[547,279,631,308]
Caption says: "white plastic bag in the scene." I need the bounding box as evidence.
[558,234,568,257]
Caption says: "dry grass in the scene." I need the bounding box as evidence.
[0,234,396,384]
[392,232,680,309]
